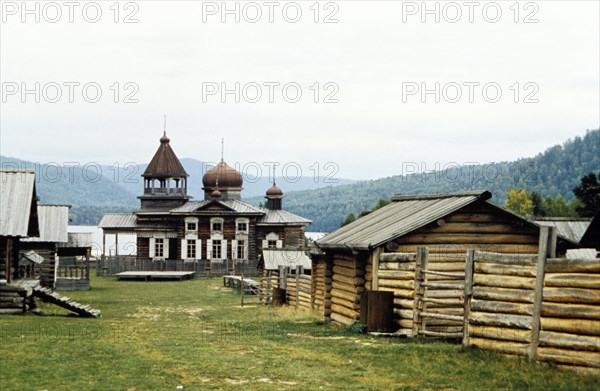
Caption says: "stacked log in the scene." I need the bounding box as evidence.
[467,251,539,357]
[330,254,366,325]
[538,257,600,370]
[377,252,417,334]
[312,259,332,315]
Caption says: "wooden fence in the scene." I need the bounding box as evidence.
[97,256,260,277]
[259,266,314,310]
[464,227,600,371]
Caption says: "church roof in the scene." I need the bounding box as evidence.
[143,132,188,178]
[202,160,243,188]
[257,209,312,225]
[170,199,264,215]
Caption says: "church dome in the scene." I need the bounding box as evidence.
[266,183,283,197]
[202,161,243,188]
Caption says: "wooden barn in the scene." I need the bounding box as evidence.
[315,191,582,331]
[0,170,39,285]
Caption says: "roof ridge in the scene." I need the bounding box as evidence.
[391,190,491,202]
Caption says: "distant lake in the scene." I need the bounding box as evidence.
[69,225,327,257]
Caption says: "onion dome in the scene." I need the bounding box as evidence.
[266,183,283,197]
[202,161,243,188]
[211,188,222,199]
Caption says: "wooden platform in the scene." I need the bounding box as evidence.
[115,271,196,281]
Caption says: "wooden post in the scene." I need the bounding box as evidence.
[6,238,12,284]
[462,249,475,346]
[241,274,244,306]
[295,265,301,308]
[529,226,554,360]
[412,246,428,337]
[371,247,381,291]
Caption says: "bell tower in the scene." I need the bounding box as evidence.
[139,126,190,211]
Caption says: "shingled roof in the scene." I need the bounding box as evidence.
[143,132,188,178]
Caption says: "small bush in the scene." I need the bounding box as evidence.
[348,320,367,334]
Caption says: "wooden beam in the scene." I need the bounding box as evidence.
[529,226,553,360]
[463,249,474,346]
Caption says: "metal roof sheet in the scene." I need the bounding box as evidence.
[23,205,69,242]
[263,250,311,270]
[257,209,312,225]
[0,170,38,237]
[317,191,490,250]
[535,219,591,243]
[98,213,137,229]
[170,199,264,214]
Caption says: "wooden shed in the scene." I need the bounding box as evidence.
[315,191,581,331]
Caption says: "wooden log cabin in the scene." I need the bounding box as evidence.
[0,170,39,286]
[98,130,311,275]
[315,191,582,329]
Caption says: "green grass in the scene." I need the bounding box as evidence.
[1,275,598,390]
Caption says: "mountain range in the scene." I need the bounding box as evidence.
[1,129,598,231]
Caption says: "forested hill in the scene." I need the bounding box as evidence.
[246,129,600,232]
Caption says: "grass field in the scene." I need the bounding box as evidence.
[0,275,598,390]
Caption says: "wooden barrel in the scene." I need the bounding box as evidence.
[360,291,395,332]
[272,288,286,306]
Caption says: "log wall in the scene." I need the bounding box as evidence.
[376,252,417,335]
[329,253,368,325]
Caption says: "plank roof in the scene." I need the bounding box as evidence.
[317,191,492,251]
[534,218,591,244]
[0,170,39,237]
[98,213,137,229]
[257,209,312,225]
[143,132,188,178]
[170,199,264,215]
[23,204,70,243]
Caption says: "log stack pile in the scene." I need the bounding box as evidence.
[538,257,600,371]
[330,254,367,325]
[376,252,417,334]
[466,251,539,356]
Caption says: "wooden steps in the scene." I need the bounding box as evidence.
[32,286,101,318]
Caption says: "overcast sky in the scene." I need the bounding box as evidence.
[1,0,598,181]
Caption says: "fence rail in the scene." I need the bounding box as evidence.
[97,256,260,277]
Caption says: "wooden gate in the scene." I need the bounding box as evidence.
[412,247,468,338]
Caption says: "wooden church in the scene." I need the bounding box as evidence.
[99,131,311,271]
